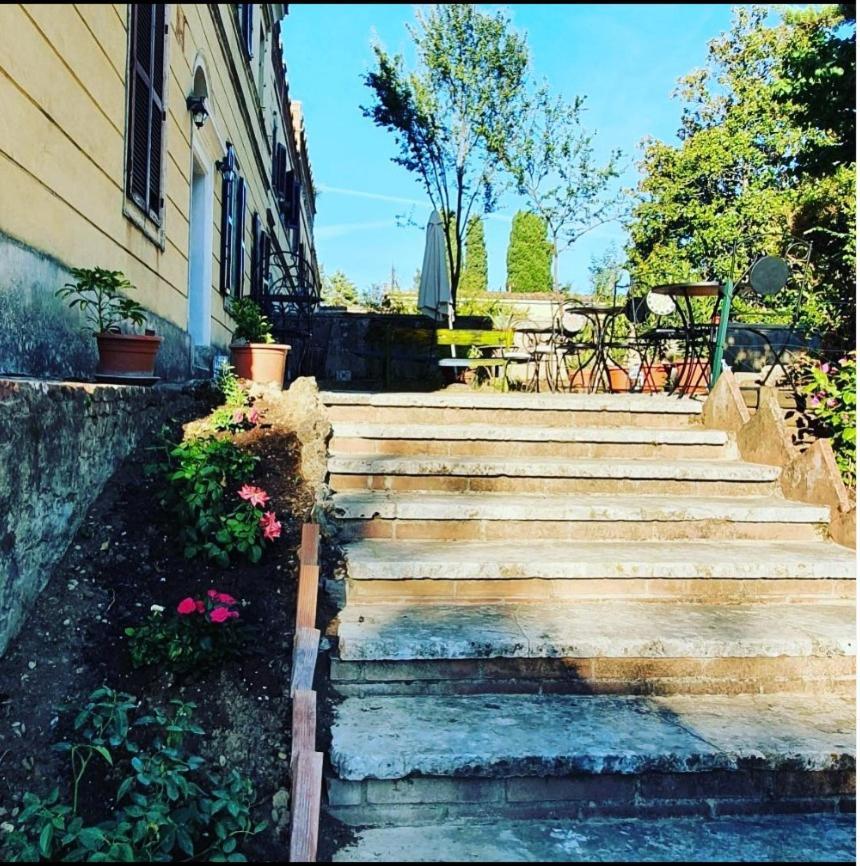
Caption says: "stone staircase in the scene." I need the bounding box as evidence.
[317,391,856,862]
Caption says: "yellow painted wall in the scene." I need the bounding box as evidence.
[0,3,311,372]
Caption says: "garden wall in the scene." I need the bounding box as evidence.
[0,377,209,655]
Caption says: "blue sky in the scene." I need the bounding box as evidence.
[283,3,740,295]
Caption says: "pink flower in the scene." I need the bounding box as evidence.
[826,397,838,407]
[177,597,197,615]
[227,610,239,619]
[820,362,831,374]
[209,606,230,624]
[248,408,261,425]
[195,600,206,614]
[232,409,246,424]
[238,485,270,508]
[207,589,218,598]
[208,590,237,605]
[810,396,821,407]
[260,511,282,541]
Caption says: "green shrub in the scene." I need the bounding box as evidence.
[147,436,282,565]
[56,267,147,335]
[2,689,264,862]
[226,298,274,344]
[125,592,246,674]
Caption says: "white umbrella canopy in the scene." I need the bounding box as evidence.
[417,211,453,326]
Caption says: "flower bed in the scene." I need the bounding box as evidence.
[0,383,314,861]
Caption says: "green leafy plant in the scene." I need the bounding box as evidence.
[125,592,247,674]
[146,437,282,565]
[215,363,250,408]
[226,298,275,344]
[56,268,148,335]
[795,352,856,486]
[2,689,265,862]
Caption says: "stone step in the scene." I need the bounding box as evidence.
[340,539,856,605]
[322,391,703,429]
[328,455,780,496]
[331,814,857,862]
[335,599,855,663]
[327,693,855,824]
[330,422,735,461]
[330,492,831,542]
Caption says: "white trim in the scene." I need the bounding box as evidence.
[188,137,214,347]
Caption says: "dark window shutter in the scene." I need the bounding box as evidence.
[127,4,166,223]
[251,212,261,299]
[219,145,236,295]
[276,145,288,199]
[233,177,247,298]
[289,177,301,229]
[238,4,254,59]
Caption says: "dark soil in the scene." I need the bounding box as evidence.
[0,398,314,861]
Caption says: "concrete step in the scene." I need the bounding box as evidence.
[327,693,855,824]
[330,422,735,461]
[328,455,780,496]
[330,492,831,542]
[332,814,857,862]
[340,539,856,605]
[322,391,703,429]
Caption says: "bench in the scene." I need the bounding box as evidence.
[436,329,531,387]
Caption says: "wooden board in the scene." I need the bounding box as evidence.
[436,329,514,347]
[300,523,319,567]
[296,564,319,630]
[289,750,323,862]
[291,627,320,695]
[291,689,317,762]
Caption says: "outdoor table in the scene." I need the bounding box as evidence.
[514,324,556,392]
[555,303,628,393]
[652,282,722,394]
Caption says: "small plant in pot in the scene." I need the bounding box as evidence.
[56,267,162,381]
[227,297,290,387]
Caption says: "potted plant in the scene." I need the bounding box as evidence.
[665,347,709,395]
[56,267,162,380]
[227,297,290,386]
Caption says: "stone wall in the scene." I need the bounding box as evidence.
[0,377,210,655]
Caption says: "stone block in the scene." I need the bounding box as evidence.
[365,777,503,805]
[830,506,856,550]
[702,368,751,432]
[781,438,851,519]
[736,387,794,467]
[326,778,364,806]
[505,775,636,804]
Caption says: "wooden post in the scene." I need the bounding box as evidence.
[291,689,317,763]
[291,627,320,695]
[296,564,319,630]
[300,523,320,566]
[289,750,323,862]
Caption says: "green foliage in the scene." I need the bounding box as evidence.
[226,298,274,344]
[320,267,360,307]
[460,217,488,296]
[794,351,856,485]
[505,87,625,288]
[125,595,246,674]
[628,5,855,347]
[506,211,552,293]
[362,4,529,304]
[146,436,270,566]
[56,268,148,335]
[2,689,264,862]
[215,364,249,409]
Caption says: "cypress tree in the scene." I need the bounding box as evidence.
[460,216,488,297]
[506,211,552,293]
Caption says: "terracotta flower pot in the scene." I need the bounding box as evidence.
[96,332,162,376]
[231,342,290,387]
[568,367,593,392]
[672,359,710,395]
[640,363,669,393]
[607,367,631,393]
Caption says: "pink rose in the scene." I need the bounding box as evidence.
[238,485,270,508]
[209,606,230,624]
[177,597,197,615]
[216,592,237,605]
[232,409,246,424]
[195,600,206,614]
[207,589,218,598]
[260,511,281,541]
[820,362,831,374]
[248,408,261,425]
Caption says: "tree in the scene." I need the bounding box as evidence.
[506,86,626,290]
[627,5,855,347]
[362,4,529,308]
[506,211,552,294]
[460,216,488,297]
[588,244,626,303]
[320,268,359,307]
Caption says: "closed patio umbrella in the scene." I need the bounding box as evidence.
[417,211,453,327]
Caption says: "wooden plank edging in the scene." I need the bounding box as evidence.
[288,750,324,862]
[297,564,320,630]
[291,689,317,762]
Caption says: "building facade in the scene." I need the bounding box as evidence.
[0,3,318,381]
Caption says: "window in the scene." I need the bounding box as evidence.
[251,213,271,300]
[237,4,254,59]
[126,4,167,223]
[219,143,247,298]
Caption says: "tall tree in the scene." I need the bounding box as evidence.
[460,216,488,297]
[506,87,626,290]
[320,267,359,307]
[628,5,855,346]
[362,4,529,308]
[506,211,552,294]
